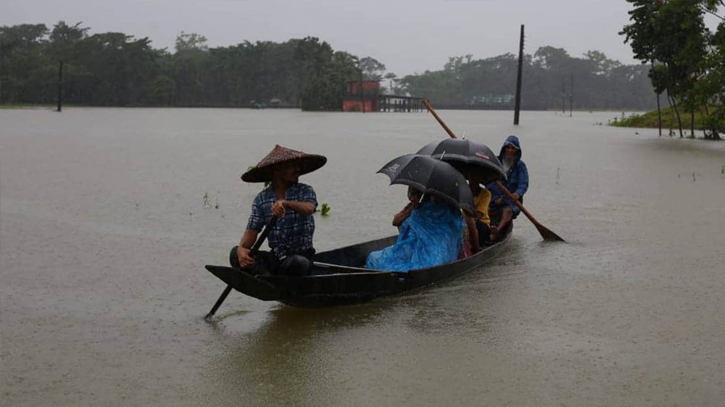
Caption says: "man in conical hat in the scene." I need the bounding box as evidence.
[230,145,327,276]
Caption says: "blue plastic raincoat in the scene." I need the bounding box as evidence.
[366,201,464,272]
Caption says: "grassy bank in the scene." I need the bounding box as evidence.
[610,108,711,129]
[609,108,716,131]
[610,107,725,140]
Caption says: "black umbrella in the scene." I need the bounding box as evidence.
[377,154,475,214]
[417,138,506,183]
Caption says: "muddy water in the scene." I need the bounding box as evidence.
[1,108,724,406]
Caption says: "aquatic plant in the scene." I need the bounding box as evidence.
[202,192,220,209]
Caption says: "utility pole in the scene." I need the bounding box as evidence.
[656,92,662,136]
[0,32,3,105]
[359,66,365,114]
[569,73,574,117]
[56,60,63,112]
[561,77,566,114]
[513,24,524,125]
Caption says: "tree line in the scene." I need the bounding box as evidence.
[0,22,372,110]
[621,0,725,139]
[396,49,657,111]
[2,21,659,111]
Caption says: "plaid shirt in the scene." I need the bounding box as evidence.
[246,183,317,258]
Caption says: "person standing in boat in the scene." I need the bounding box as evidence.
[230,145,326,276]
[487,135,529,240]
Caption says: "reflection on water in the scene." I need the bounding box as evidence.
[206,304,393,406]
[2,108,724,406]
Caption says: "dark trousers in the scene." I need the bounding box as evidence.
[476,221,491,246]
[229,246,315,276]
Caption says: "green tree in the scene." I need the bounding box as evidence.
[175,32,208,52]
[358,56,386,81]
[0,24,50,103]
[383,72,398,95]
[622,0,718,138]
[147,74,176,105]
[170,32,210,106]
[71,32,159,105]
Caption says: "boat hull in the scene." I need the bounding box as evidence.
[205,228,511,308]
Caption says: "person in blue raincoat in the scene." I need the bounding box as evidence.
[487,135,529,240]
[366,194,465,272]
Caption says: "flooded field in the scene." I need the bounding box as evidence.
[2,108,724,406]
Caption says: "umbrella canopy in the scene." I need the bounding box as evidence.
[417,139,506,183]
[377,154,475,215]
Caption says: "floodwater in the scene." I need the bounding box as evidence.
[1,108,724,407]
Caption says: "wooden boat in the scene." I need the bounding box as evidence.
[205,225,512,308]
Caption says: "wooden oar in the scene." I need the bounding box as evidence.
[205,217,277,319]
[421,99,565,242]
[493,180,565,242]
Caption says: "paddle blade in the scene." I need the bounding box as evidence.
[535,223,566,242]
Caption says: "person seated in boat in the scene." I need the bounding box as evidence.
[230,145,326,276]
[464,171,492,254]
[392,186,423,228]
[366,192,465,272]
[487,135,528,241]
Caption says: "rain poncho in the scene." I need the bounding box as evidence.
[366,201,465,272]
[487,135,529,217]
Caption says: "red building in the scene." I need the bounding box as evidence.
[342,80,380,112]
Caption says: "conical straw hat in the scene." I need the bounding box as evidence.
[241,145,327,183]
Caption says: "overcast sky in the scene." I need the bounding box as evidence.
[3,0,641,76]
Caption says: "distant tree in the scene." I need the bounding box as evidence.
[49,21,87,49]
[147,74,176,106]
[0,24,51,103]
[72,33,159,105]
[384,72,398,95]
[358,56,386,81]
[175,32,208,53]
[584,51,621,75]
[170,33,211,106]
[299,46,360,111]
[300,74,339,111]
[397,48,655,111]
[532,46,571,70]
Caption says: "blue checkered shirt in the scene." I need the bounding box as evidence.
[246,183,317,259]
